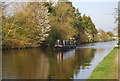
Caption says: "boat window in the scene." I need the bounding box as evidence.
[73,41,76,45]
[56,40,76,45]
[64,40,67,45]
[56,40,63,45]
[68,40,72,45]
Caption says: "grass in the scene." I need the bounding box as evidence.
[88,47,118,79]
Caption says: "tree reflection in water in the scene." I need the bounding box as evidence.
[3,41,117,79]
[3,48,50,79]
[2,47,96,79]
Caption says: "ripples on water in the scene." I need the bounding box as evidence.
[2,41,118,79]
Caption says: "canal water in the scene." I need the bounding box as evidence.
[2,41,118,79]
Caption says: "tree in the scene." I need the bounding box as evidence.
[27,2,51,42]
[74,12,98,44]
[2,2,51,48]
[45,2,77,46]
[97,29,112,41]
[107,31,114,37]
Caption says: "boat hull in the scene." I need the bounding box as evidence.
[55,45,76,49]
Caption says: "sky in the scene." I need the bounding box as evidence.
[72,2,118,33]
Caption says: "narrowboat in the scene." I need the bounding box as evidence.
[54,40,76,49]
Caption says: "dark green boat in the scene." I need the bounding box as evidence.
[54,40,76,49]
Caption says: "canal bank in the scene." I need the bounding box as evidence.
[88,47,118,79]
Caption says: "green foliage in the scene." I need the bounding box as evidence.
[81,15,98,35]
[118,41,120,45]
[45,2,99,45]
[98,29,112,42]
[2,2,113,48]
[2,2,50,48]
[107,31,114,37]
[45,2,77,46]
[74,11,98,44]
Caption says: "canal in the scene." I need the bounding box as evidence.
[2,41,118,79]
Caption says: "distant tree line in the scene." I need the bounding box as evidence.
[1,1,115,49]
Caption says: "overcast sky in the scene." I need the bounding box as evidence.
[72,2,118,33]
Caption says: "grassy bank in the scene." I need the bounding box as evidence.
[88,47,118,79]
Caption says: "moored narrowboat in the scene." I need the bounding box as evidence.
[54,40,76,49]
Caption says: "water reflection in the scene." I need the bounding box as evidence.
[56,49,75,63]
[2,41,118,79]
[3,48,50,79]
